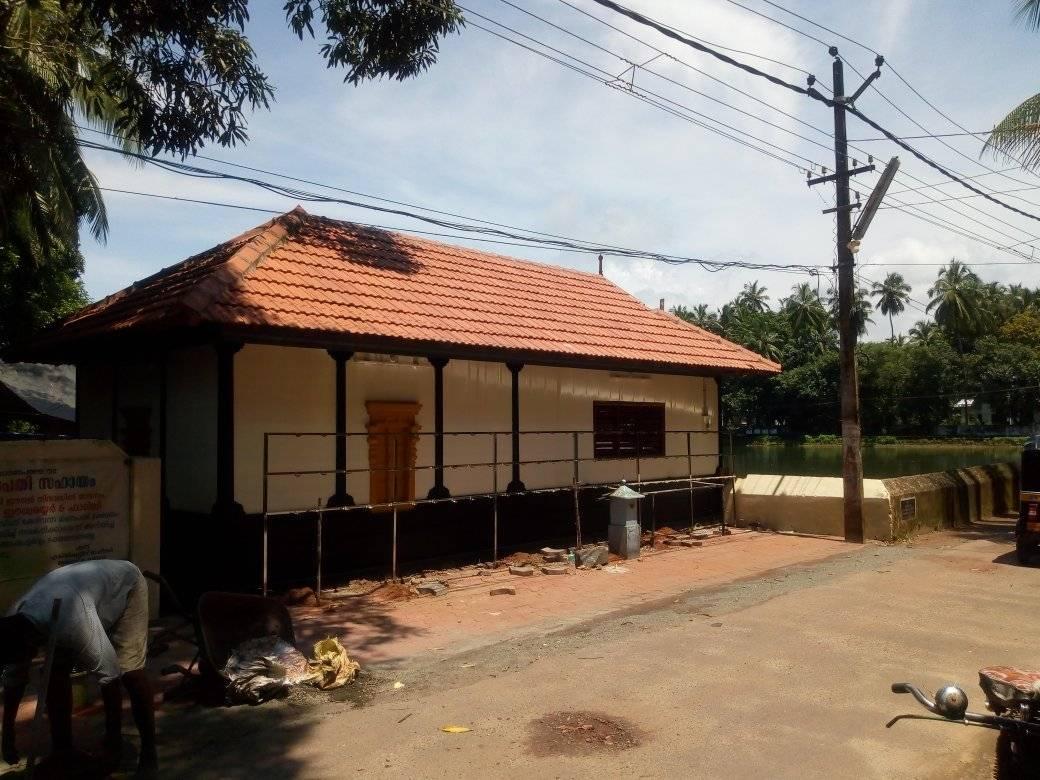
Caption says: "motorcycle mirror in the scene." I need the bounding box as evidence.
[934,685,968,719]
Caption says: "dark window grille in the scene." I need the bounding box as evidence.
[593,401,666,459]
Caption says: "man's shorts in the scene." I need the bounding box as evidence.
[108,570,149,676]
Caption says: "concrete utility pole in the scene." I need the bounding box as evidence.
[808,49,886,544]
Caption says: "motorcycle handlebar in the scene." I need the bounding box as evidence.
[891,682,937,713]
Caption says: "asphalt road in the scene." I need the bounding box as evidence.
[151,526,1040,778]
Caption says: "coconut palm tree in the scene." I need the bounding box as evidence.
[730,311,781,362]
[782,282,829,343]
[870,272,912,341]
[671,303,720,333]
[985,1,1040,168]
[826,285,875,338]
[908,320,941,344]
[927,259,983,348]
[737,281,770,313]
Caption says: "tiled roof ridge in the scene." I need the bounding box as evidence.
[179,208,306,319]
[305,211,613,284]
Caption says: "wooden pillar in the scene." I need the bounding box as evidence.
[110,362,119,443]
[213,341,244,518]
[74,364,82,438]
[507,361,525,493]
[327,350,354,507]
[159,352,169,512]
[427,357,451,499]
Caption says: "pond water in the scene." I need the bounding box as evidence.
[723,443,1022,479]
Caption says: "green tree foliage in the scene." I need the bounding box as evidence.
[678,259,1040,434]
[0,0,463,350]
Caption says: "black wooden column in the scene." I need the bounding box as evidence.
[110,362,120,443]
[159,352,169,513]
[214,341,244,518]
[507,361,525,493]
[427,356,450,499]
[327,350,354,507]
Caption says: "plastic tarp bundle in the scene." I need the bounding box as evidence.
[222,635,361,704]
[223,636,317,705]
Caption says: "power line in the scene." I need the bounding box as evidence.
[82,142,826,274]
[548,1,1040,255]
[585,0,1040,226]
[102,186,1040,272]
[472,4,1040,259]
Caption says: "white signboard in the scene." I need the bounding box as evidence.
[0,440,130,600]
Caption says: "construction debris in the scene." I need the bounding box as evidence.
[509,565,535,577]
[490,585,516,596]
[417,581,448,597]
[576,545,609,568]
[541,565,568,576]
[541,547,567,562]
[308,637,360,690]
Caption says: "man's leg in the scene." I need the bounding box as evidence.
[1,681,26,764]
[120,670,156,770]
[45,662,73,756]
[100,677,123,765]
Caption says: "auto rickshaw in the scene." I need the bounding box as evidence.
[1017,437,1040,563]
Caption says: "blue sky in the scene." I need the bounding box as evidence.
[80,0,1040,340]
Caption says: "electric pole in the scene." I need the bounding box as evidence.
[808,48,885,543]
[832,51,864,544]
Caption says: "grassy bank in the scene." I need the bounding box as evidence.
[743,434,1028,448]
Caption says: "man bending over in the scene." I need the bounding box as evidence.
[0,560,157,774]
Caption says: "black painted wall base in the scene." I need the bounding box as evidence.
[161,483,723,600]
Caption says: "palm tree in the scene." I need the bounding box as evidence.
[737,281,770,313]
[782,282,829,344]
[730,311,781,362]
[870,272,912,341]
[826,285,875,338]
[908,320,941,344]
[927,259,983,348]
[985,2,1040,168]
[671,304,720,333]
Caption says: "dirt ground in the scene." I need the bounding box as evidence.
[3,520,1035,778]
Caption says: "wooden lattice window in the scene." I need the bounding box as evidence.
[593,401,665,459]
[365,401,421,506]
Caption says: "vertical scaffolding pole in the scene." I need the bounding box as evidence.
[391,435,398,581]
[392,504,398,582]
[687,431,695,531]
[262,433,269,598]
[572,431,582,551]
[316,497,323,601]
[492,433,499,564]
[635,430,642,531]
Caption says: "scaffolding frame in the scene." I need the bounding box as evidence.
[260,428,730,596]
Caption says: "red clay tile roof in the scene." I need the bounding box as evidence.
[24,208,780,375]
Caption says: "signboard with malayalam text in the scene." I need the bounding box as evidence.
[0,440,130,602]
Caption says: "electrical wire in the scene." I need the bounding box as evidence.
[584,0,1040,229]
[547,0,1040,255]
[82,142,826,274]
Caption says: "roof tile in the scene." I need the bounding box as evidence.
[29,208,779,375]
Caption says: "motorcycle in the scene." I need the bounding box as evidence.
[888,667,1040,778]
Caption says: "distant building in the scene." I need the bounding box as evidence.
[15,208,778,592]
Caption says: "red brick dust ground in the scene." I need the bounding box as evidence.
[289,530,850,665]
